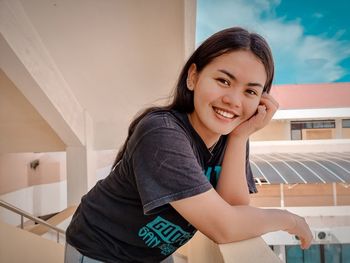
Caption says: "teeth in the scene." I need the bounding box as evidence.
[214,108,235,119]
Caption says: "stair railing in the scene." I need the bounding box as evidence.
[0,199,65,243]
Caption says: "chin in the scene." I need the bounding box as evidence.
[223,129,237,136]
[206,119,242,136]
[211,126,235,136]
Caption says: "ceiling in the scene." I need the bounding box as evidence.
[0,0,195,151]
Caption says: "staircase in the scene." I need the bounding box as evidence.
[29,206,76,236]
[0,199,77,262]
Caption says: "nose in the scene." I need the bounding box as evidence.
[221,89,242,109]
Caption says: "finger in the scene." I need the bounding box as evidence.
[259,101,278,118]
[260,98,278,112]
[260,93,279,109]
[248,105,267,128]
[259,101,276,121]
[261,92,279,106]
[255,105,267,121]
[300,238,307,250]
[301,236,312,250]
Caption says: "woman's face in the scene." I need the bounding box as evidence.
[187,50,267,146]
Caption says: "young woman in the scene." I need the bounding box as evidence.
[65,27,313,263]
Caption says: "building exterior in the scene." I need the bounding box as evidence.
[251,83,350,141]
[248,83,350,262]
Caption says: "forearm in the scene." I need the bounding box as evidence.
[171,189,312,249]
[215,205,294,244]
[216,135,250,205]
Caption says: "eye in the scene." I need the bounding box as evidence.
[216,78,230,87]
[246,89,258,96]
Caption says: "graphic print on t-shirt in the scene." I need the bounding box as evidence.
[138,216,195,256]
[205,165,222,188]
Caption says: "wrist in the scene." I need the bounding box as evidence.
[285,211,297,232]
[228,133,249,142]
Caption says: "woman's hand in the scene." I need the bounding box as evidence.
[285,212,313,249]
[230,92,279,139]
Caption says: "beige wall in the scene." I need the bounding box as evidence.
[0,152,66,195]
[250,183,350,207]
[250,120,289,141]
[250,184,281,207]
[1,0,194,152]
[0,69,65,153]
[1,0,194,204]
[337,183,350,205]
[251,120,350,141]
[302,128,335,140]
[283,184,334,207]
[0,150,117,195]
[10,0,191,151]
[342,128,350,138]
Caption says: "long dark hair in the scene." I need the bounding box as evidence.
[112,27,274,168]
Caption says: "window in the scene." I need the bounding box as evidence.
[291,129,302,140]
[291,120,335,140]
[291,120,335,130]
[343,119,350,128]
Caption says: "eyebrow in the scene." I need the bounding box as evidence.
[218,69,264,89]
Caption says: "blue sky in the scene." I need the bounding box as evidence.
[196,0,350,84]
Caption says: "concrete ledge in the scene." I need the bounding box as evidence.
[0,220,64,263]
[219,237,282,263]
[188,232,282,263]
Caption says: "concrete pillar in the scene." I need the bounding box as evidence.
[66,112,96,206]
[335,119,342,139]
[286,120,291,140]
[66,146,96,205]
[280,184,285,207]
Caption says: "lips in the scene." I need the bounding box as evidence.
[213,106,238,119]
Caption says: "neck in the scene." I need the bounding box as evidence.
[187,113,220,149]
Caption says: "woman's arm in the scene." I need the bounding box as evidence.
[171,188,313,249]
[216,93,279,205]
[216,136,250,205]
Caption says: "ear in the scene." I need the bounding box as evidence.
[186,63,198,91]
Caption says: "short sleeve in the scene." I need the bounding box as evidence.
[131,126,212,215]
[246,140,257,193]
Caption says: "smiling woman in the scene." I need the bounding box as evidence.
[64,27,313,263]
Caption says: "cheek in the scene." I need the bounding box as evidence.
[194,82,218,105]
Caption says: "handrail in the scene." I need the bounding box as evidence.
[0,199,65,243]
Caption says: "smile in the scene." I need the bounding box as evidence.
[213,107,238,119]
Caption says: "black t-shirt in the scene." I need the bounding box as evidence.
[66,109,257,263]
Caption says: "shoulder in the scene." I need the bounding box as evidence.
[135,109,187,136]
[128,109,191,152]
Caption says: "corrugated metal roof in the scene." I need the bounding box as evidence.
[251,152,350,185]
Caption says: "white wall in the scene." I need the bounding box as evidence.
[0,149,116,224]
[0,181,67,225]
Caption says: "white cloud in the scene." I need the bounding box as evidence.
[197,0,350,83]
[312,12,324,19]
